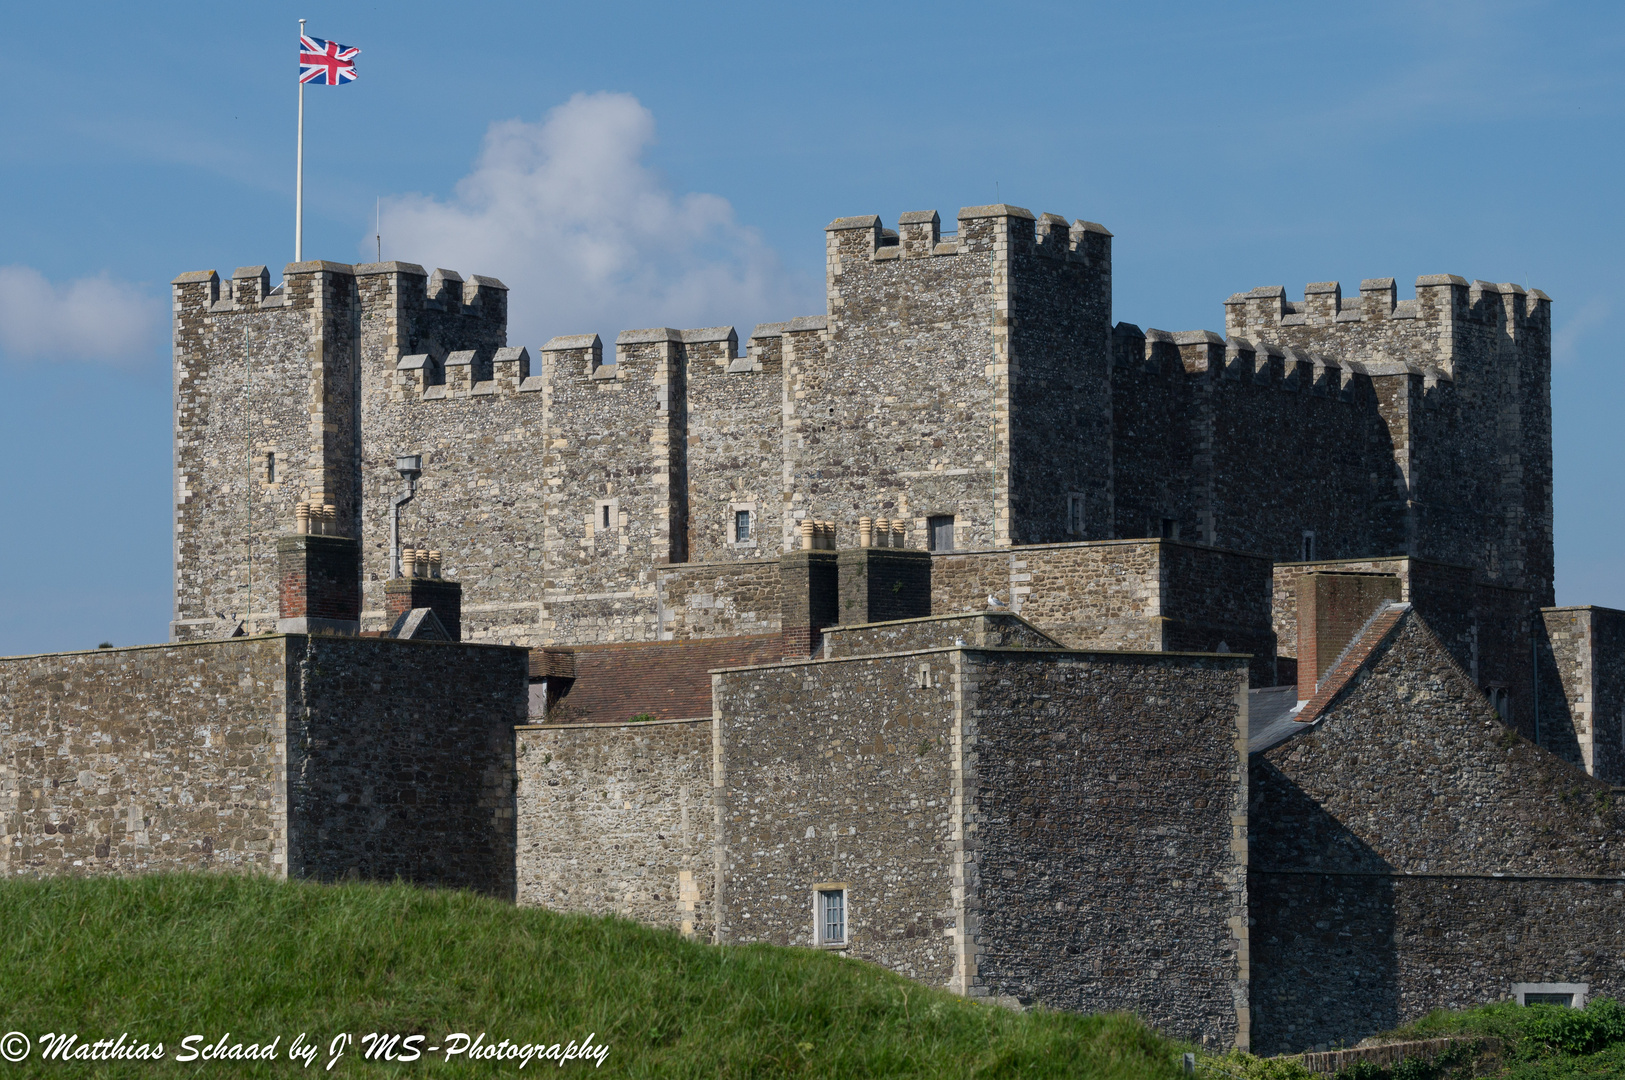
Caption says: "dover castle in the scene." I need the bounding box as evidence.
[4,203,1622,1055]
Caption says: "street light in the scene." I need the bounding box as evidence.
[391,455,423,578]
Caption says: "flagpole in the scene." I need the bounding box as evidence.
[295,17,306,263]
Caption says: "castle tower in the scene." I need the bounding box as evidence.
[171,261,361,639]
[1225,277,1553,602]
[798,206,1113,552]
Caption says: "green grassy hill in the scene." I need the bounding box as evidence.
[0,874,1190,1078]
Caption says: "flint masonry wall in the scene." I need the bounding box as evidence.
[711,646,1251,1046]
[805,207,1112,553]
[960,650,1250,1048]
[1538,606,1625,784]
[0,637,525,896]
[930,540,1275,684]
[354,263,523,638]
[1111,326,1400,561]
[685,327,782,563]
[283,636,524,896]
[712,650,960,984]
[516,718,715,939]
[1227,278,1553,603]
[0,639,288,876]
[656,559,782,641]
[173,263,361,640]
[822,612,1061,658]
[1274,557,1535,733]
[1250,610,1625,1055]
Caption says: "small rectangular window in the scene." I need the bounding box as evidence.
[1067,493,1086,537]
[815,887,847,946]
[265,452,276,484]
[1302,530,1316,561]
[928,515,954,552]
[735,509,752,542]
[603,505,611,529]
[1490,686,1512,724]
[1159,517,1177,540]
[1513,982,1588,1008]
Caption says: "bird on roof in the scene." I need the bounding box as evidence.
[987,594,1006,609]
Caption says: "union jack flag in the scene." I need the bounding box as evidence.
[299,35,359,85]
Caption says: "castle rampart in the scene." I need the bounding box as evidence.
[1225,277,1553,603]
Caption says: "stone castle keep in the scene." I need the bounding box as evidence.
[4,202,1624,1053]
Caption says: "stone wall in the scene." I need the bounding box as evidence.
[1228,277,1553,603]
[0,639,289,877]
[284,636,524,896]
[960,650,1250,1049]
[1275,557,1534,728]
[657,559,782,641]
[1110,328,1400,562]
[712,650,960,984]
[515,719,715,939]
[172,263,363,640]
[931,540,1275,683]
[822,612,1060,658]
[1250,608,1625,1054]
[1004,213,1114,545]
[1539,606,1625,784]
[712,645,1252,1046]
[685,328,781,563]
[805,206,1113,553]
[1251,871,1625,1057]
[837,548,932,626]
[0,636,525,897]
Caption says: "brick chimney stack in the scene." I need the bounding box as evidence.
[277,532,362,635]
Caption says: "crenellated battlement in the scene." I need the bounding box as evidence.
[171,261,509,322]
[1112,322,1395,404]
[385,324,772,403]
[824,206,1111,266]
[1224,275,1550,337]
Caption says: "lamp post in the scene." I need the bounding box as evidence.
[391,454,422,578]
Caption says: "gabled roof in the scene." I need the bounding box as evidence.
[1298,601,1411,724]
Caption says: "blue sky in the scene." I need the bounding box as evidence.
[1,1,1619,654]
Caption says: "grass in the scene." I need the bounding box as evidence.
[0,873,1190,1078]
[1199,998,1625,1080]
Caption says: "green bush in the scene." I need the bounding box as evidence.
[1519,997,1625,1056]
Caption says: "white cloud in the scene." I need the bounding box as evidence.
[0,266,159,363]
[373,92,819,347]
[1553,296,1611,366]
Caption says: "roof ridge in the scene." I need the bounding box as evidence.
[1298,600,1411,724]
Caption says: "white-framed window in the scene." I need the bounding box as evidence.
[1067,493,1086,537]
[729,502,757,547]
[813,883,849,948]
[1302,530,1317,561]
[1512,982,1588,1008]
